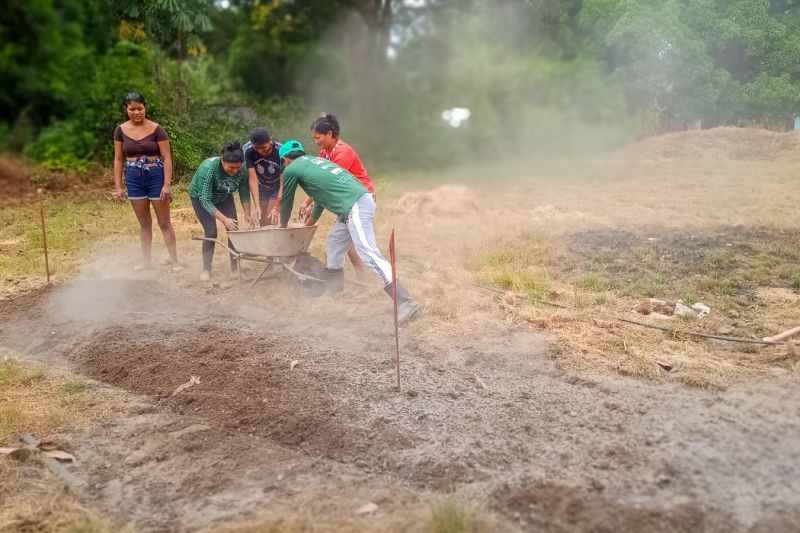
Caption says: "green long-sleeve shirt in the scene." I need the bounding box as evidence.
[280,155,368,226]
[188,156,250,215]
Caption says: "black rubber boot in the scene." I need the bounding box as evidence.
[325,268,344,294]
[383,282,421,324]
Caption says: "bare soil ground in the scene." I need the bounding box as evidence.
[2,127,800,531]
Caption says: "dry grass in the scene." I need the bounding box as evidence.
[0,179,319,300]
[0,355,124,532]
[0,357,118,444]
[214,496,492,533]
[0,459,120,533]
[467,148,800,389]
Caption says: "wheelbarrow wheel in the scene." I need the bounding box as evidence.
[289,255,327,298]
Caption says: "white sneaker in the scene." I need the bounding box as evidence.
[199,271,210,281]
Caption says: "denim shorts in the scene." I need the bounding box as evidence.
[259,186,279,202]
[125,158,164,201]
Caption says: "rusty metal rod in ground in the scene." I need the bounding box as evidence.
[37,189,51,285]
[390,229,400,390]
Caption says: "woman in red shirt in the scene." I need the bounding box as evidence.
[302,114,374,276]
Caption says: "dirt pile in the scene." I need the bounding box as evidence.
[620,127,800,162]
[72,321,413,461]
[394,185,479,216]
[0,157,34,202]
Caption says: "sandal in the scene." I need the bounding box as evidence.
[171,265,184,273]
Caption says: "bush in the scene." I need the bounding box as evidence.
[31,120,95,173]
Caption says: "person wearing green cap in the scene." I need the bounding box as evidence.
[278,139,421,324]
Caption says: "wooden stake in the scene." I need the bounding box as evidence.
[390,229,400,390]
[38,189,51,286]
[763,325,800,343]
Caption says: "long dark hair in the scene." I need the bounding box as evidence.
[311,113,341,138]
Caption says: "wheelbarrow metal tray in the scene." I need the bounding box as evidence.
[227,223,318,257]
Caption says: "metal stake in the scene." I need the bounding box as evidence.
[38,189,51,285]
[390,229,400,390]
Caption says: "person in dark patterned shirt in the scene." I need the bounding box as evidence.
[243,127,282,227]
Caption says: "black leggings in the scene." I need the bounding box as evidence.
[191,195,238,272]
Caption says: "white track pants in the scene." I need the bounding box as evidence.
[327,193,393,286]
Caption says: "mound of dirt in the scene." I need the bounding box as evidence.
[72,321,414,463]
[621,127,800,162]
[0,156,110,205]
[0,157,35,201]
[394,185,479,216]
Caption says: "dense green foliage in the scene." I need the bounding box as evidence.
[3,0,800,175]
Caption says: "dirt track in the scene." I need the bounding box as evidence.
[2,267,799,531]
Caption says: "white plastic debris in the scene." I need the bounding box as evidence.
[355,502,378,515]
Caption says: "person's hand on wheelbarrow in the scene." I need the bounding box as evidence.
[267,206,279,225]
[221,216,239,231]
[298,201,312,221]
[249,204,261,228]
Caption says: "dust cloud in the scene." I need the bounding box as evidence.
[293,1,632,172]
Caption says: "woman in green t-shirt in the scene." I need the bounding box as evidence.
[188,141,252,281]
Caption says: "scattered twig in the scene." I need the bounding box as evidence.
[170,375,200,397]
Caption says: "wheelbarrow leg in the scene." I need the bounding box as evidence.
[248,262,272,291]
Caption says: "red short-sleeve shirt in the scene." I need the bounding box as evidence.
[319,140,375,194]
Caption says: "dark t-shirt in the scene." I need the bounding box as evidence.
[114,124,168,158]
[243,141,282,192]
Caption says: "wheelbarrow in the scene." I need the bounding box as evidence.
[192,223,326,296]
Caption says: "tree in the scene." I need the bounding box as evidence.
[114,0,213,58]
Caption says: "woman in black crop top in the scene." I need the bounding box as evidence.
[113,92,180,271]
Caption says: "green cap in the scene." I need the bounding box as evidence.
[279,139,304,159]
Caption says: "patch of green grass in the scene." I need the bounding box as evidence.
[694,275,741,297]
[0,196,133,281]
[521,271,552,300]
[12,365,47,386]
[429,495,478,533]
[471,234,555,300]
[63,376,90,395]
[617,272,666,298]
[492,270,515,291]
[576,273,609,291]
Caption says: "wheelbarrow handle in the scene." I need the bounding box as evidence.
[191,235,239,256]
